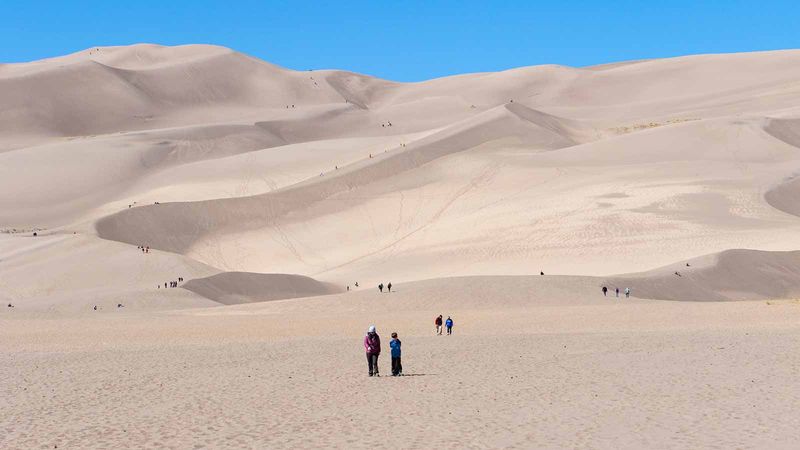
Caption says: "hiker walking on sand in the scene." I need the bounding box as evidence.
[387,282,392,293]
[435,315,443,335]
[615,287,619,298]
[602,286,608,296]
[390,332,402,376]
[445,316,454,335]
[625,287,631,298]
[364,325,381,377]
[378,283,384,293]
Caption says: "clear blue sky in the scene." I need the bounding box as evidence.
[2,0,798,81]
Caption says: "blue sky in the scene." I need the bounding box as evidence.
[2,0,798,81]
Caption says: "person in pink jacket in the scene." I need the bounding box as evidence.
[364,325,381,377]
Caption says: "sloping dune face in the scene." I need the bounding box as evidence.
[182,272,340,305]
[4,45,800,307]
[609,249,800,301]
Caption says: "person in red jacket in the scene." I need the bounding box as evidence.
[364,325,381,377]
[435,315,443,335]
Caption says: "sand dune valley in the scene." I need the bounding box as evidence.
[3,44,800,448]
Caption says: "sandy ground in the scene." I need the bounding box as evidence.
[3,292,800,449]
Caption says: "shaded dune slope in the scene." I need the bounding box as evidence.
[609,249,800,301]
[765,118,800,217]
[0,44,359,140]
[182,272,341,305]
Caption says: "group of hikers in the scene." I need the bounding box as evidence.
[92,303,124,311]
[434,315,454,335]
[343,281,394,293]
[137,245,150,253]
[602,286,631,298]
[364,326,403,377]
[160,277,184,289]
[363,314,455,377]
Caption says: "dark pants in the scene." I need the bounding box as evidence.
[367,353,379,376]
[446,326,452,335]
[391,357,402,375]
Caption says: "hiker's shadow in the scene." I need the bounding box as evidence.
[398,373,432,377]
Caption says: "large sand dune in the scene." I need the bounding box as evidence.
[2,44,800,305]
[4,44,800,448]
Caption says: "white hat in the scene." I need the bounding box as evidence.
[368,325,376,333]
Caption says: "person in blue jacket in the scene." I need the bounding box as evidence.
[390,332,403,376]
[445,316,454,335]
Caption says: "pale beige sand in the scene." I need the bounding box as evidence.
[3,283,800,449]
[4,45,800,448]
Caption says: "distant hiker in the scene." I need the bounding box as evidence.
[686,263,691,267]
[615,288,620,298]
[435,315,443,335]
[93,305,97,311]
[445,316,454,335]
[387,282,392,293]
[674,271,682,277]
[602,286,608,296]
[540,271,544,276]
[165,282,168,289]
[364,325,381,377]
[378,283,384,293]
[355,282,359,287]
[117,303,123,308]
[33,232,37,237]
[347,285,350,292]
[625,287,631,298]
[390,332,402,376]
[7,303,13,308]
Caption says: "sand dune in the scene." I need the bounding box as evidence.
[5,45,800,449]
[94,103,585,253]
[180,247,800,307]
[3,44,800,304]
[609,249,800,301]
